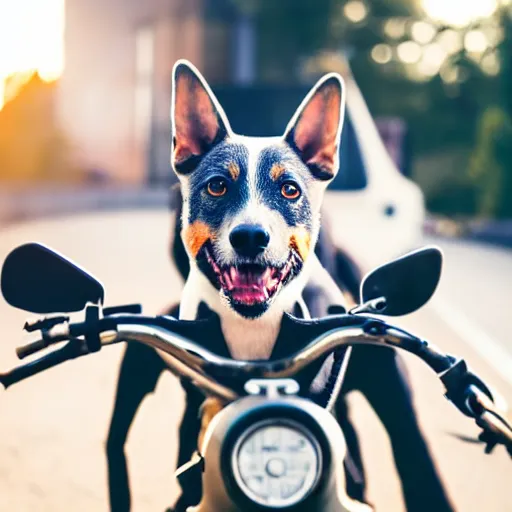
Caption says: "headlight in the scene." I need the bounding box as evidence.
[231,419,322,508]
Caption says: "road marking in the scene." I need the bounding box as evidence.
[431,297,512,388]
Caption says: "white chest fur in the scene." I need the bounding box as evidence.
[178,265,306,360]
[219,307,283,360]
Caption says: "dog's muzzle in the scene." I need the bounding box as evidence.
[197,242,303,317]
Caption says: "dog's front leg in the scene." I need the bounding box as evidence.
[173,380,205,512]
[106,342,167,512]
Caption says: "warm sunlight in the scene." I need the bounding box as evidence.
[0,0,64,110]
[421,0,499,27]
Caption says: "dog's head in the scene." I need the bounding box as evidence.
[171,60,345,319]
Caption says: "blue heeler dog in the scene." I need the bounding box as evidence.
[106,60,455,512]
[171,59,346,354]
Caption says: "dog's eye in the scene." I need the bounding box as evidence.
[281,182,301,200]
[207,178,227,197]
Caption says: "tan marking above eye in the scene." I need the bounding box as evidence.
[270,162,286,181]
[289,227,311,261]
[183,221,214,257]
[228,162,240,181]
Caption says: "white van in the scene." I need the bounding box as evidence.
[322,70,425,272]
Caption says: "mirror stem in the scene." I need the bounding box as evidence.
[350,296,387,315]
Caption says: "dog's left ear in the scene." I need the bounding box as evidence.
[284,73,345,181]
[171,60,232,174]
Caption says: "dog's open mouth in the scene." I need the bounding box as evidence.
[197,243,302,315]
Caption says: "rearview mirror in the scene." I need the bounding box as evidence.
[359,246,442,316]
[1,243,104,314]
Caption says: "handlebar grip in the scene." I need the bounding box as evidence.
[466,385,512,456]
[0,339,86,389]
[16,339,47,360]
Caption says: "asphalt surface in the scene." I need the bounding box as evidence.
[0,211,510,511]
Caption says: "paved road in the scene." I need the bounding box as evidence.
[0,211,510,511]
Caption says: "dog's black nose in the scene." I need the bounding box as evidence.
[229,224,270,258]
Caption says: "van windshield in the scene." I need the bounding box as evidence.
[214,86,367,191]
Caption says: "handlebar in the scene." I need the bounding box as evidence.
[2,307,512,456]
[104,320,453,400]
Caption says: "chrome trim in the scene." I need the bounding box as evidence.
[103,323,400,402]
[244,379,300,398]
[100,325,238,401]
[230,418,322,508]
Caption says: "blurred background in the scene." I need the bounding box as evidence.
[1,0,512,229]
[0,1,511,511]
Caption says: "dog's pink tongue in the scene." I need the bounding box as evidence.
[231,288,268,305]
[229,268,271,305]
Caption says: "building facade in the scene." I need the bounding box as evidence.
[57,0,238,185]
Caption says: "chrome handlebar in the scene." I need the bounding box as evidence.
[104,320,512,454]
[103,324,374,401]
[104,320,450,402]
[3,312,511,456]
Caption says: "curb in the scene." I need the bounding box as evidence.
[424,217,512,249]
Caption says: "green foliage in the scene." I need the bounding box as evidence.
[254,0,335,81]
[426,177,477,217]
[242,0,512,218]
[240,0,417,82]
[468,106,512,219]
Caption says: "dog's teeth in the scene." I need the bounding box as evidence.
[262,287,269,300]
[230,267,237,282]
[224,271,233,289]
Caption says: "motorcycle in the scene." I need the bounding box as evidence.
[0,242,511,511]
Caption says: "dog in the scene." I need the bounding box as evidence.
[106,60,455,512]
[169,59,346,348]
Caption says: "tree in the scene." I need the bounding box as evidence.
[233,0,512,218]
[233,0,417,82]
[469,106,512,218]
[465,7,512,219]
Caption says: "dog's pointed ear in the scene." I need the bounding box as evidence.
[171,60,232,174]
[283,73,345,181]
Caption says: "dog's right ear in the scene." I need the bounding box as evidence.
[171,60,232,174]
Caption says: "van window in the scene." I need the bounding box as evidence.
[329,114,367,191]
[211,86,368,191]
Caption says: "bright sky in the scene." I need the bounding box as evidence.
[0,0,504,110]
[0,0,64,109]
[421,0,500,26]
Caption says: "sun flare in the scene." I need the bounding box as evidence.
[421,0,499,27]
[0,0,64,109]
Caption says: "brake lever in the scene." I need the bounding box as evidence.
[467,386,512,457]
[24,315,70,333]
[476,415,512,456]
[437,358,512,456]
